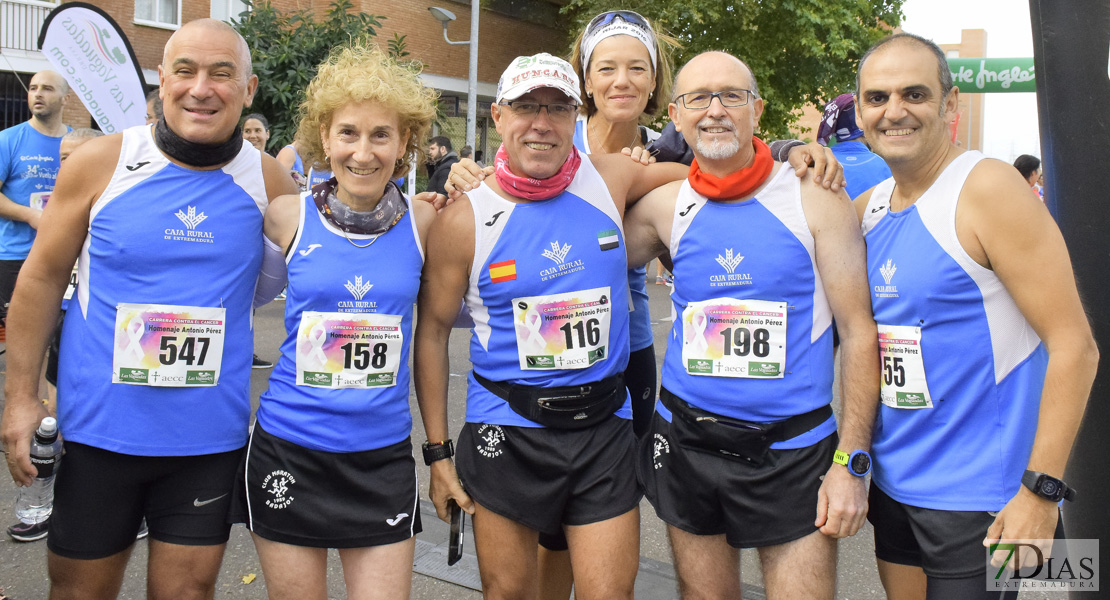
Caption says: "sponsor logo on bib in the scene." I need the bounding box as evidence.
[186,370,216,385]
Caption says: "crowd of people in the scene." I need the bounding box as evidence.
[0,10,1097,600]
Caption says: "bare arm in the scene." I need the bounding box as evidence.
[591,154,687,214]
[624,180,679,269]
[851,188,875,225]
[0,189,42,229]
[1,135,118,485]
[410,195,436,254]
[964,161,1098,549]
[275,144,298,172]
[262,153,300,201]
[414,198,476,520]
[802,179,879,539]
[786,142,845,191]
[263,193,301,250]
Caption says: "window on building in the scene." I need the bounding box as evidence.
[211,0,249,23]
[134,0,180,28]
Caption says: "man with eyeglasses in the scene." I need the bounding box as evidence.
[624,50,878,599]
[414,52,687,599]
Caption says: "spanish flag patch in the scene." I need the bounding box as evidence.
[489,259,517,283]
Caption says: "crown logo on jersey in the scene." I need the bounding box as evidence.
[542,241,572,265]
[175,206,208,230]
[344,276,373,300]
[880,259,897,285]
[715,249,744,274]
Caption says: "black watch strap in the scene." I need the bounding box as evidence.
[1021,470,1076,502]
[422,439,454,466]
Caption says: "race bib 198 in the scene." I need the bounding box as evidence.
[512,287,612,370]
[112,304,225,386]
[295,311,403,388]
[878,324,933,409]
[681,298,787,378]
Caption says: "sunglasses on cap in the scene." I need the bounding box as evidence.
[585,10,651,35]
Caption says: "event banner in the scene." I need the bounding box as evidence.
[948,57,1035,93]
[38,2,147,133]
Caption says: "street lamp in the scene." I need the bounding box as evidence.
[428,5,479,152]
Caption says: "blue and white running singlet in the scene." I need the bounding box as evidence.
[256,187,423,452]
[862,151,1047,511]
[58,125,266,455]
[659,165,836,450]
[464,154,632,427]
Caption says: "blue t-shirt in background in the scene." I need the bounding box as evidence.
[0,122,67,259]
[831,139,892,200]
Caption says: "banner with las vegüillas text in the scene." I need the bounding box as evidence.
[948,58,1035,93]
[38,2,147,133]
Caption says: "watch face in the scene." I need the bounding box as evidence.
[850,453,871,475]
[1039,478,1060,497]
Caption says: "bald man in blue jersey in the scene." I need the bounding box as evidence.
[1,19,297,599]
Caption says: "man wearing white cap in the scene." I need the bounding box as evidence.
[414,53,686,599]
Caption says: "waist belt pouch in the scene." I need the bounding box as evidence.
[662,390,772,467]
[475,372,625,430]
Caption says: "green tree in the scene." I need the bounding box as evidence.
[237,0,413,150]
[562,0,904,138]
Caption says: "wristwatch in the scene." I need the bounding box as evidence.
[1021,470,1076,502]
[422,439,454,466]
[833,449,872,477]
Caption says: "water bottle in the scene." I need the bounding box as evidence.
[14,417,62,524]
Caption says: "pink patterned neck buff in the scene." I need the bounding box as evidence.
[493,144,582,201]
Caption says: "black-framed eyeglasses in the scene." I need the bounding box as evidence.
[585,10,651,35]
[674,89,757,110]
[498,101,579,121]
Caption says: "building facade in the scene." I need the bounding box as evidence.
[1,0,569,161]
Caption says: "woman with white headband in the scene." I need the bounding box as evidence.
[534,14,674,597]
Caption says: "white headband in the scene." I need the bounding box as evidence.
[581,18,658,75]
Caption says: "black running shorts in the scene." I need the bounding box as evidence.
[868,485,1065,579]
[237,424,421,548]
[455,416,641,535]
[639,411,836,549]
[48,442,242,559]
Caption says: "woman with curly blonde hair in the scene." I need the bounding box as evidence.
[234,43,438,599]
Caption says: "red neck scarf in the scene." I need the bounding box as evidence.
[688,136,773,200]
[494,144,582,201]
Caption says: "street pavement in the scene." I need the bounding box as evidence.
[0,279,1043,599]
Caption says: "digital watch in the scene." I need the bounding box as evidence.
[833,449,872,477]
[1021,470,1076,502]
[422,439,455,466]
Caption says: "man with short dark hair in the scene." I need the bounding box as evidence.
[624,50,878,599]
[425,135,459,197]
[854,32,1097,598]
[1,18,297,598]
[0,70,70,327]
